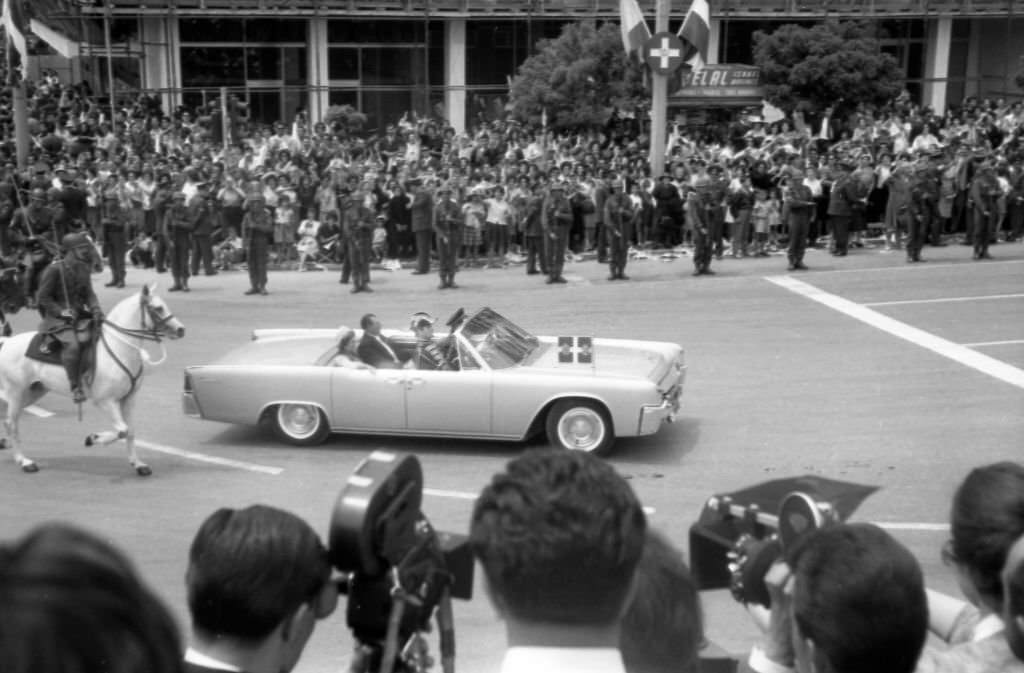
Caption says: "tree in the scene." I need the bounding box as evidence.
[752,21,903,115]
[508,21,646,129]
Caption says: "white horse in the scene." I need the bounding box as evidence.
[0,284,185,474]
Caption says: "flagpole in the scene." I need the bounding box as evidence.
[6,29,28,170]
[103,0,116,125]
[648,0,669,178]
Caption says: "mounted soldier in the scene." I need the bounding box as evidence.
[11,187,58,306]
[36,232,104,403]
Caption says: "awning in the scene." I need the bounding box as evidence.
[668,96,763,109]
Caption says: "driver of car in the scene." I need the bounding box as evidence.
[410,312,455,371]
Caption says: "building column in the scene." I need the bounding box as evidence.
[309,17,329,124]
[445,19,466,134]
[141,17,179,113]
[707,17,721,65]
[965,19,981,99]
[923,17,952,114]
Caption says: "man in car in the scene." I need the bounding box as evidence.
[410,311,454,370]
[356,313,403,369]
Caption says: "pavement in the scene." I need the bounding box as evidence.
[0,237,1021,673]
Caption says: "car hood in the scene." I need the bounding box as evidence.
[210,335,337,366]
[521,338,681,384]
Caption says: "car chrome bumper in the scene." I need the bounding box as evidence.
[638,394,681,435]
[182,392,202,418]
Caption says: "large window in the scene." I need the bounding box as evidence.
[179,19,308,125]
[325,19,443,131]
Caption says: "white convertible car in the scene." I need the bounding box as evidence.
[182,307,686,455]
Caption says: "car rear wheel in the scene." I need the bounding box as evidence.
[545,399,614,455]
[271,404,330,446]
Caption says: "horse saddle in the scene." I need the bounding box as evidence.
[26,321,96,369]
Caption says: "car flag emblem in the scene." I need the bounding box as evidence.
[558,336,594,364]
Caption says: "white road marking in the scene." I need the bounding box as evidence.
[766,276,1024,390]
[425,487,656,514]
[864,293,1024,307]
[812,258,1024,274]
[24,405,54,418]
[963,339,1024,347]
[875,522,949,532]
[135,440,284,475]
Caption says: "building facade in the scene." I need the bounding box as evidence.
[25,0,1024,132]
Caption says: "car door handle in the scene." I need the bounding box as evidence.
[407,377,426,387]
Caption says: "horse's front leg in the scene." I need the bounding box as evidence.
[1,391,37,473]
[88,395,150,476]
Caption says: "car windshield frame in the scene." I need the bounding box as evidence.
[455,308,540,370]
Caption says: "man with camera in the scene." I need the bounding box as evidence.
[741,523,927,673]
[470,449,647,672]
[183,504,338,673]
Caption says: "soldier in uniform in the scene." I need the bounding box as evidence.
[433,183,462,289]
[706,164,729,259]
[242,194,273,295]
[164,192,193,291]
[970,158,1000,260]
[410,312,453,371]
[917,152,943,249]
[686,184,714,276]
[36,232,104,403]
[603,178,635,280]
[343,186,374,294]
[827,160,861,257]
[189,184,219,277]
[521,184,547,276]
[100,190,127,288]
[12,187,58,304]
[906,165,930,263]
[784,169,815,270]
[542,183,573,284]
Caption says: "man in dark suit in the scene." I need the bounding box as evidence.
[183,505,337,673]
[356,313,402,368]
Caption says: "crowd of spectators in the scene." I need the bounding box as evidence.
[3,453,1022,673]
[2,70,1023,299]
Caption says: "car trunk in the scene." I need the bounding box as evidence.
[523,339,677,383]
[213,336,337,366]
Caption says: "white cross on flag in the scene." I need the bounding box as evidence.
[677,0,710,70]
[558,337,594,365]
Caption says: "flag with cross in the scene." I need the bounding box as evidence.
[558,336,594,365]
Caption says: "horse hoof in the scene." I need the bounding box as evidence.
[22,462,38,473]
[84,434,96,447]
[136,465,152,477]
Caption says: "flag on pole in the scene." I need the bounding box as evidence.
[2,0,27,74]
[677,0,710,70]
[619,0,651,64]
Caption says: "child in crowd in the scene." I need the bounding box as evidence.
[751,189,771,257]
[766,191,782,252]
[371,215,388,263]
[215,226,245,271]
[461,190,485,267]
[484,186,511,267]
[295,216,321,271]
[128,232,154,268]
[274,194,297,265]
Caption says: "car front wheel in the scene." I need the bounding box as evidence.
[271,404,330,446]
[545,399,614,455]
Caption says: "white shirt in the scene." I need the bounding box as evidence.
[183,647,242,672]
[971,613,1005,642]
[499,647,627,673]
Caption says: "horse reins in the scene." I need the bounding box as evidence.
[97,297,176,399]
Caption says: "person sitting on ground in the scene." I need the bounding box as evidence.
[469,449,647,672]
[744,522,928,673]
[916,461,1024,672]
[356,313,403,369]
[184,504,338,673]
[1003,535,1024,663]
[620,529,704,673]
[331,327,373,370]
[0,522,184,673]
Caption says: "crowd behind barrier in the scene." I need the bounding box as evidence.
[3,71,1023,299]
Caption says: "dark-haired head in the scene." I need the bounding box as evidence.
[470,449,646,626]
[620,529,703,673]
[0,523,183,673]
[788,523,927,673]
[951,461,1024,610]
[1004,534,1024,661]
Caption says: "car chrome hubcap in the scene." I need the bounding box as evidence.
[279,405,319,438]
[558,408,604,451]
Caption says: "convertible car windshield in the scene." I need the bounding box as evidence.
[459,308,540,369]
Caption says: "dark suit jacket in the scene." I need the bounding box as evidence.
[357,333,402,368]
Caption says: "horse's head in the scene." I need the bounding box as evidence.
[140,284,185,340]
[0,263,27,315]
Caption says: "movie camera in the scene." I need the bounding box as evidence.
[329,451,474,673]
[687,475,878,607]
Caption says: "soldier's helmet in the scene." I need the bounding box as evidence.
[29,187,46,201]
[61,232,91,253]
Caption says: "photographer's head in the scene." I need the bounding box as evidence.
[186,505,336,673]
[949,461,1024,613]
[0,522,183,673]
[780,523,927,673]
[470,449,646,640]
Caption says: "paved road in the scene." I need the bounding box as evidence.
[1,241,1022,672]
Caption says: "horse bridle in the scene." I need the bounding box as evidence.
[103,294,177,343]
